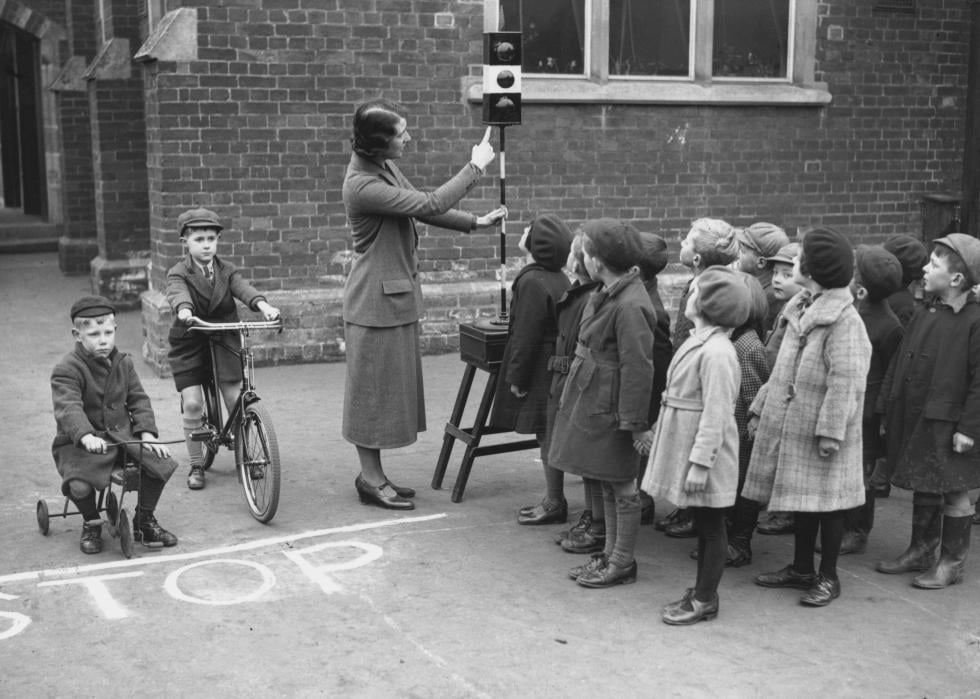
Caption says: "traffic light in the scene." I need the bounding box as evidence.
[482,32,522,126]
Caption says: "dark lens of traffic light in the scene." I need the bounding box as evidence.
[495,41,515,62]
[496,70,515,89]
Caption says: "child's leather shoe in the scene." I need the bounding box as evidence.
[80,521,103,554]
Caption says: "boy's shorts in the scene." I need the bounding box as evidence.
[168,333,242,391]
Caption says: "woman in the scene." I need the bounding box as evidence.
[341,99,505,510]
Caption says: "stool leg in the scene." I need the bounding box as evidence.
[432,363,476,489]
[452,367,499,503]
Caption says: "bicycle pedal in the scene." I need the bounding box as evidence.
[190,428,212,442]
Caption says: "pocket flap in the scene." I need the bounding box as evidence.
[381,278,415,295]
[923,401,962,422]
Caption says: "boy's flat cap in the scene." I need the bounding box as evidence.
[737,222,790,258]
[934,233,980,286]
[70,295,117,321]
[177,208,223,234]
[765,242,800,266]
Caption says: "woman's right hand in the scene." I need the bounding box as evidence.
[470,127,496,171]
[474,206,508,229]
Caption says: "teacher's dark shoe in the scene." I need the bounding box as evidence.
[385,479,416,499]
[517,498,567,525]
[355,475,414,510]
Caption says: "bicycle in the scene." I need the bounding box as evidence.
[187,316,283,523]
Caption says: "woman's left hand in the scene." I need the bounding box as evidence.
[683,463,710,494]
[474,206,507,229]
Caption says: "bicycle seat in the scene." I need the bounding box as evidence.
[110,464,140,491]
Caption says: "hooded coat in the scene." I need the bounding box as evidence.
[490,214,572,435]
[741,287,871,512]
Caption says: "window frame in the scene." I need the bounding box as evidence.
[468,0,829,106]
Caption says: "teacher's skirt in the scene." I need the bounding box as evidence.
[342,321,426,449]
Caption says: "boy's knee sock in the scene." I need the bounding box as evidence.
[139,474,165,512]
[183,416,205,467]
[609,493,641,569]
[69,490,100,522]
[601,484,618,559]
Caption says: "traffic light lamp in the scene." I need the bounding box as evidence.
[483,32,522,126]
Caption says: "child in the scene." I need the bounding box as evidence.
[743,226,871,607]
[756,241,803,537]
[658,218,739,539]
[881,233,928,329]
[735,222,791,333]
[51,296,179,554]
[839,245,904,554]
[552,233,604,552]
[166,208,280,490]
[875,234,980,589]
[550,218,655,587]
[644,266,751,624]
[490,214,572,524]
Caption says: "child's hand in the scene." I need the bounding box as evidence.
[879,422,886,438]
[953,432,974,454]
[177,308,194,324]
[510,384,528,399]
[140,433,172,459]
[817,437,840,458]
[746,415,760,439]
[683,463,710,494]
[256,301,280,321]
[632,429,653,456]
[81,433,108,454]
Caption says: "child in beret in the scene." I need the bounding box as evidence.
[657,218,740,540]
[491,214,572,525]
[876,234,980,589]
[549,219,656,588]
[51,296,179,554]
[643,266,751,624]
[881,233,928,329]
[743,226,871,607]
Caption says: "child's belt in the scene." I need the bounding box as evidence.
[661,395,704,411]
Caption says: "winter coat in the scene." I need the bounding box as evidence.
[644,278,673,425]
[672,278,694,353]
[642,326,741,508]
[166,254,267,386]
[51,344,177,495]
[549,271,655,482]
[859,300,904,463]
[763,301,789,371]
[489,262,571,434]
[742,287,871,512]
[880,295,980,493]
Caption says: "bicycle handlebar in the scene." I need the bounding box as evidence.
[105,438,185,447]
[186,317,283,333]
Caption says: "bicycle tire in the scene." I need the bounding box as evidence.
[235,400,281,523]
[201,381,220,471]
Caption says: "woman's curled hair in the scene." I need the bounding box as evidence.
[352,99,404,158]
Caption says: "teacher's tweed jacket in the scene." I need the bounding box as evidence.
[741,287,871,512]
[51,344,177,495]
[342,153,480,328]
[641,325,741,509]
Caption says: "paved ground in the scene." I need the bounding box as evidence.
[1,252,979,698]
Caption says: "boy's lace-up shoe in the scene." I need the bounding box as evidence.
[755,565,816,590]
[134,512,178,548]
[568,552,608,581]
[187,466,205,490]
[576,559,637,588]
[80,521,103,554]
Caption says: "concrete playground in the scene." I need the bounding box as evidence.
[0,252,978,698]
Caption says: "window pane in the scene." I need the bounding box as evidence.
[498,0,585,74]
[713,0,790,78]
[609,0,691,77]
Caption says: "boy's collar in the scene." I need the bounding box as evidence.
[933,290,971,313]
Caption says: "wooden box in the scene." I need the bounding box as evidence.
[459,320,509,370]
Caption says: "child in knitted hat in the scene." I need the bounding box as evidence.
[876,233,980,589]
[657,218,740,540]
[743,226,871,607]
[642,265,750,624]
[549,218,656,588]
[837,245,904,555]
[492,213,573,525]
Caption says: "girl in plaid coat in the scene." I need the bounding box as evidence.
[743,227,871,608]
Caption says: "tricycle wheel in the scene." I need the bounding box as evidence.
[118,509,134,559]
[36,500,49,535]
[106,491,119,527]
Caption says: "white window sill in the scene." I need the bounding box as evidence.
[464,76,832,107]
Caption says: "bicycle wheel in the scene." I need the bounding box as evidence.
[201,381,220,471]
[235,400,281,523]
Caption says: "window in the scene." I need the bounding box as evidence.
[472,0,829,106]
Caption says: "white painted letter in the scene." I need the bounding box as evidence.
[164,559,275,606]
[283,540,382,595]
[38,572,144,619]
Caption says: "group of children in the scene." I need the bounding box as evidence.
[51,208,279,555]
[50,206,980,622]
[493,213,980,625]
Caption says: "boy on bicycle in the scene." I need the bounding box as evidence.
[52,296,178,554]
[166,208,280,490]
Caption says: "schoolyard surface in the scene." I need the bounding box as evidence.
[1,252,978,698]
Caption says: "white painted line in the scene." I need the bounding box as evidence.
[0,513,447,586]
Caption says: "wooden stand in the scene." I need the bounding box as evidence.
[431,321,539,502]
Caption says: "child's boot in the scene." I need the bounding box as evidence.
[727,496,760,567]
[80,520,103,554]
[876,494,942,574]
[912,515,972,589]
[134,507,178,548]
[840,489,874,555]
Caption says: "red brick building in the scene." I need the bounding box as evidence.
[0,0,971,374]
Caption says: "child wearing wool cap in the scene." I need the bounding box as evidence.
[743,226,871,607]
[657,218,740,540]
[491,213,573,525]
[876,233,980,589]
[643,265,751,624]
[735,222,791,333]
[881,234,928,329]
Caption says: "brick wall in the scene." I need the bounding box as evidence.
[131,0,967,372]
[58,90,97,240]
